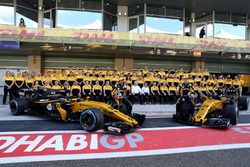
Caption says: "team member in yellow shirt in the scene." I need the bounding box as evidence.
[166,75,174,87]
[67,72,76,87]
[84,72,92,84]
[33,81,40,89]
[217,75,225,88]
[59,72,68,87]
[97,73,105,86]
[14,72,24,98]
[50,72,58,86]
[92,81,102,101]
[43,80,51,89]
[206,76,215,87]
[158,68,165,77]
[160,82,169,104]
[197,83,207,97]
[70,81,81,97]
[150,82,161,104]
[224,77,233,88]
[233,75,243,96]
[25,74,34,89]
[51,80,62,90]
[202,68,210,80]
[75,72,84,86]
[2,71,15,104]
[103,81,113,102]
[82,80,92,98]
[168,82,179,103]
[34,72,43,86]
[194,75,201,86]
[206,83,216,97]
[110,73,119,86]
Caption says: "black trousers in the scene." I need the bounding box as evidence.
[3,86,13,104]
[132,93,142,104]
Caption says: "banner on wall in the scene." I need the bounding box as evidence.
[1,26,250,53]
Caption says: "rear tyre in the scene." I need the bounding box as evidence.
[238,96,249,110]
[9,98,28,115]
[223,104,238,125]
[111,102,130,115]
[80,108,104,132]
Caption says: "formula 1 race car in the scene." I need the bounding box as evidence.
[9,88,145,135]
[173,93,248,128]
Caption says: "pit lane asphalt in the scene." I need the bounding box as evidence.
[1,113,250,167]
[2,148,250,167]
[0,115,250,132]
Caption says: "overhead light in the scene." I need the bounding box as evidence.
[38,6,42,11]
[123,12,127,16]
[118,12,122,16]
[137,5,140,8]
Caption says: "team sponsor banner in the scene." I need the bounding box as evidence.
[0,125,250,164]
[1,26,250,53]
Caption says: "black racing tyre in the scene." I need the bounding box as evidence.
[80,108,104,132]
[111,102,130,116]
[122,97,133,114]
[223,104,238,125]
[238,96,249,110]
[9,98,28,115]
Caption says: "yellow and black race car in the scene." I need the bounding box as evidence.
[173,83,248,128]
[9,88,145,135]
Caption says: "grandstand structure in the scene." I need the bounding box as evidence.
[0,0,250,79]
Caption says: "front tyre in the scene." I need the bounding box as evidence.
[80,108,104,132]
[9,98,28,115]
[223,104,238,125]
[238,96,249,110]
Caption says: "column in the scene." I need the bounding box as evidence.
[114,56,124,70]
[192,60,205,71]
[246,19,250,40]
[117,6,128,32]
[28,55,42,73]
[38,0,43,28]
[190,12,196,37]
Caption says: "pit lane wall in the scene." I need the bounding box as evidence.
[1,26,250,53]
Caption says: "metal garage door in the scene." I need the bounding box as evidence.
[43,55,114,69]
[134,57,192,70]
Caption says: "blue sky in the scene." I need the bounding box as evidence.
[0,5,246,39]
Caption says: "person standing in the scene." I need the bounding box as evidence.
[2,71,14,104]
[199,27,206,38]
